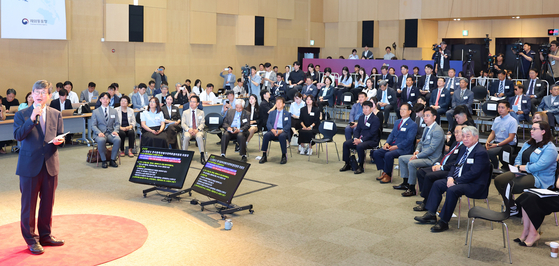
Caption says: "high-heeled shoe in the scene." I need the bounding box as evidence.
[513,238,524,243]
[519,235,540,247]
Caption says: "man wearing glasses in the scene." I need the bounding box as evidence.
[508,84,531,122]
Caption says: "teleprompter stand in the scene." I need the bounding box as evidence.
[143,186,192,203]
[198,199,254,220]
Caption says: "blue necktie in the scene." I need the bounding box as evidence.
[422,127,430,142]
[453,149,470,178]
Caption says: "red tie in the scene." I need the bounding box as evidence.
[435,89,442,106]
[192,110,196,129]
[397,119,403,131]
[514,96,520,106]
[440,143,460,164]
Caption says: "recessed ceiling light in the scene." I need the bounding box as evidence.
[516,16,520,19]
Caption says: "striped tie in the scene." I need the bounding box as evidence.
[453,149,470,178]
[104,107,108,123]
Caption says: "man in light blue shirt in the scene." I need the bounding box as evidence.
[485,100,518,169]
[250,66,262,103]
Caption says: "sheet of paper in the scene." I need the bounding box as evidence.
[508,164,520,173]
[503,151,510,164]
[487,103,497,111]
[48,132,70,144]
[209,117,219,124]
[344,95,351,102]
[323,122,334,130]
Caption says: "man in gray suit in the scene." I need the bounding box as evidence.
[79,82,99,103]
[181,95,206,164]
[445,78,474,130]
[261,62,277,91]
[92,92,121,168]
[538,84,559,127]
[132,83,149,110]
[220,66,236,90]
[397,107,445,196]
[221,99,251,162]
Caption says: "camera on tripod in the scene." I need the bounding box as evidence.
[241,64,251,78]
[488,55,496,68]
[539,43,551,56]
[466,49,476,62]
[432,44,441,51]
[511,41,524,54]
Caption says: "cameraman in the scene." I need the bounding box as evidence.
[433,41,450,76]
[540,40,559,81]
[513,43,536,79]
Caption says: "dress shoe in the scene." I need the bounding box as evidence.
[401,188,416,197]
[414,212,437,224]
[354,167,364,174]
[28,243,44,255]
[215,141,221,145]
[413,203,427,211]
[109,160,118,168]
[241,156,247,162]
[235,143,240,152]
[102,161,108,168]
[416,200,423,205]
[431,220,449,232]
[393,183,409,190]
[280,155,287,164]
[259,154,267,164]
[200,156,206,165]
[340,163,352,172]
[40,236,65,246]
[376,172,386,181]
[379,174,392,183]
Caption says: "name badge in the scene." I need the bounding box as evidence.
[284,117,288,121]
[454,149,459,154]
[426,135,431,140]
[309,88,313,91]
[242,119,247,123]
[198,116,203,120]
[522,100,527,103]
[401,127,407,132]
[421,123,426,127]
[441,94,446,97]
[467,158,474,164]
[464,96,468,99]
[534,149,542,154]
[429,81,434,84]
[554,102,559,106]
[366,122,370,127]
[537,84,542,87]
[310,112,315,116]
[388,95,392,99]
[110,115,115,118]
[172,109,177,112]
[410,93,415,96]
[155,117,161,122]
[505,86,510,89]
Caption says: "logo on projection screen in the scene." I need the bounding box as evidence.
[22,18,28,25]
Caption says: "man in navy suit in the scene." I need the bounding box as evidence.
[377,80,397,126]
[49,88,73,111]
[397,77,420,118]
[414,126,491,232]
[260,96,291,164]
[538,84,559,127]
[301,76,318,99]
[340,101,380,174]
[429,77,452,124]
[95,85,120,108]
[508,84,531,122]
[396,65,415,91]
[13,80,66,255]
[444,68,460,94]
[489,70,514,99]
[377,66,394,89]
[417,64,436,102]
[373,103,418,183]
[270,73,287,102]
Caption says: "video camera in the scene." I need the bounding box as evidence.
[241,64,251,78]
[466,49,476,62]
[488,55,496,69]
[511,41,524,54]
[540,43,551,56]
[432,43,441,51]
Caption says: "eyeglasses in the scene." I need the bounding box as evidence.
[33,91,48,95]
[531,128,541,131]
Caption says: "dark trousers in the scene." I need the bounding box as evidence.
[20,163,57,245]
[335,88,349,105]
[261,131,289,155]
[426,179,477,223]
[434,108,447,125]
[494,172,535,196]
[372,149,403,176]
[118,129,135,151]
[221,131,247,156]
[342,139,376,164]
[380,105,393,124]
[487,145,507,169]
[417,167,449,202]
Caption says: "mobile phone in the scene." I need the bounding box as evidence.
[349,122,355,126]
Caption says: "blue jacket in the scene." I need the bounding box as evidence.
[429,88,451,111]
[301,84,318,98]
[508,95,531,116]
[399,86,420,106]
[449,143,491,198]
[349,103,363,122]
[318,85,335,106]
[132,93,149,110]
[489,79,514,98]
[385,118,417,154]
[515,142,558,189]
[354,113,381,147]
[267,109,291,131]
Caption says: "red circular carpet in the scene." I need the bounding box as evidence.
[0,214,148,266]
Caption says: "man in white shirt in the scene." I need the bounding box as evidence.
[383,47,395,60]
[63,81,79,104]
[262,62,277,91]
[200,83,218,104]
[362,46,373,59]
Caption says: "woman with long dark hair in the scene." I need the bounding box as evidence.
[245,94,260,143]
[140,97,168,148]
[335,66,353,105]
[298,96,320,155]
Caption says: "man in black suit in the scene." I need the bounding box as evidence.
[414,126,491,232]
[397,77,420,119]
[377,66,394,89]
[433,41,450,76]
[13,80,66,254]
[376,80,397,126]
[523,68,547,115]
[221,99,251,162]
[49,88,73,111]
[417,64,436,102]
[489,70,514,99]
[95,85,120,108]
[270,73,287,102]
[413,125,464,211]
[396,65,415,91]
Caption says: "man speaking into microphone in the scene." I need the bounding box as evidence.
[13,80,65,255]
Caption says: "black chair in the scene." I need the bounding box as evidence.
[478,101,499,131]
[309,120,340,163]
[203,113,224,154]
[465,181,514,264]
[457,166,494,229]
[472,86,488,116]
[333,92,354,121]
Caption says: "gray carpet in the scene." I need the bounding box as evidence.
[0,134,557,265]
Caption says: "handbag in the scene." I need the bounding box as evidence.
[349,154,358,171]
[86,147,113,163]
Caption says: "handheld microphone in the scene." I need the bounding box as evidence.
[35,114,40,125]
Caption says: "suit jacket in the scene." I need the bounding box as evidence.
[417,74,436,92]
[378,88,397,107]
[151,71,168,90]
[444,77,461,93]
[318,85,335,106]
[399,86,420,106]
[300,106,321,129]
[181,108,205,132]
[223,109,250,132]
[79,89,99,103]
[448,143,491,198]
[396,74,415,90]
[354,113,381,147]
[386,118,417,154]
[415,117,426,140]
[301,84,318,98]
[362,50,373,59]
[271,80,287,101]
[14,106,64,177]
[161,105,181,121]
[508,95,531,115]
[49,98,72,111]
[429,87,452,111]
[451,88,474,112]
[376,74,394,89]
[115,106,136,129]
[267,109,291,131]
[220,72,236,88]
[523,78,546,99]
[538,95,559,115]
[441,142,463,171]
[91,106,120,135]
[489,79,514,98]
[132,93,149,110]
[415,123,444,162]
[433,49,451,71]
[95,95,120,109]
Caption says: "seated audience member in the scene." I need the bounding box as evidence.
[370,97,384,130]
[129,86,138,98]
[147,80,156,96]
[298,96,321,155]
[414,125,465,211]
[133,83,149,110]
[485,100,518,169]
[271,73,287,102]
[353,67,368,93]
[445,105,475,147]
[2,88,19,110]
[200,83,218,104]
[259,91,274,131]
[373,103,417,183]
[140,97,168,148]
[301,76,318,99]
[377,66,394,89]
[95,85,120,108]
[192,79,203,96]
[340,101,381,174]
[287,61,305,96]
[181,95,206,165]
[62,81,79,104]
[49,88,72,111]
[91,92,121,168]
[80,82,99,103]
[155,85,170,105]
[515,176,559,247]
[221,99,250,162]
[397,77,420,118]
[249,66,262,103]
[413,66,421,79]
[111,82,123,98]
[335,66,353,105]
[344,92,366,141]
[182,79,192,94]
[317,76,335,110]
[317,67,335,90]
[18,92,33,111]
[538,84,559,127]
[245,94,260,144]
[508,84,531,122]
[412,104,426,144]
[233,78,246,97]
[182,92,204,111]
[51,82,63,100]
[284,65,291,85]
[115,95,136,157]
[349,49,359,59]
[162,95,181,149]
[444,68,460,94]
[172,83,183,98]
[0,104,5,153]
[396,107,445,196]
[221,91,236,117]
[533,111,548,124]
[174,83,190,105]
[377,80,397,126]
[417,64,436,101]
[524,68,546,116]
[362,78,377,100]
[396,65,415,91]
[489,70,514,98]
[494,121,557,215]
[445,78,474,130]
[259,97,291,165]
[414,126,491,232]
[429,78,451,124]
[290,92,305,136]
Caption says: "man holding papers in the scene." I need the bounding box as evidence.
[221,99,250,162]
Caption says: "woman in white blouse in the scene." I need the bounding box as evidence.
[140,97,168,148]
[115,95,136,157]
[192,79,203,95]
[244,94,260,144]
[362,79,377,100]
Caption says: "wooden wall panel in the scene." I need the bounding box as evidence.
[323,0,339,22]
[310,22,325,47]
[450,0,477,18]
[190,0,216,13]
[509,0,543,16]
[377,1,399,21]
[491,19,522,37]
[238,0,259,16]
[543,0,559,15]
[140,0,167,9]
[324,22,339,56]
[236,15,255,46]
[189,11,217,44]
[144,7,167,43]
[105,4,129,42]
[264,17,278,46]
[378,20,400,53]
[399,0,422,20]
[520,18,554,37]
[216,0,239,14]
[310,0,323,23]
[338,22,358,48]
[417,19,438,60]
[373,20,380,48]
[357,0,377,21]
[477,0,508,17]
[338,0,358,22]
[106,0,133,4]
[421,0,450,19]
[277,0,295,20]
[258,0,277,18]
